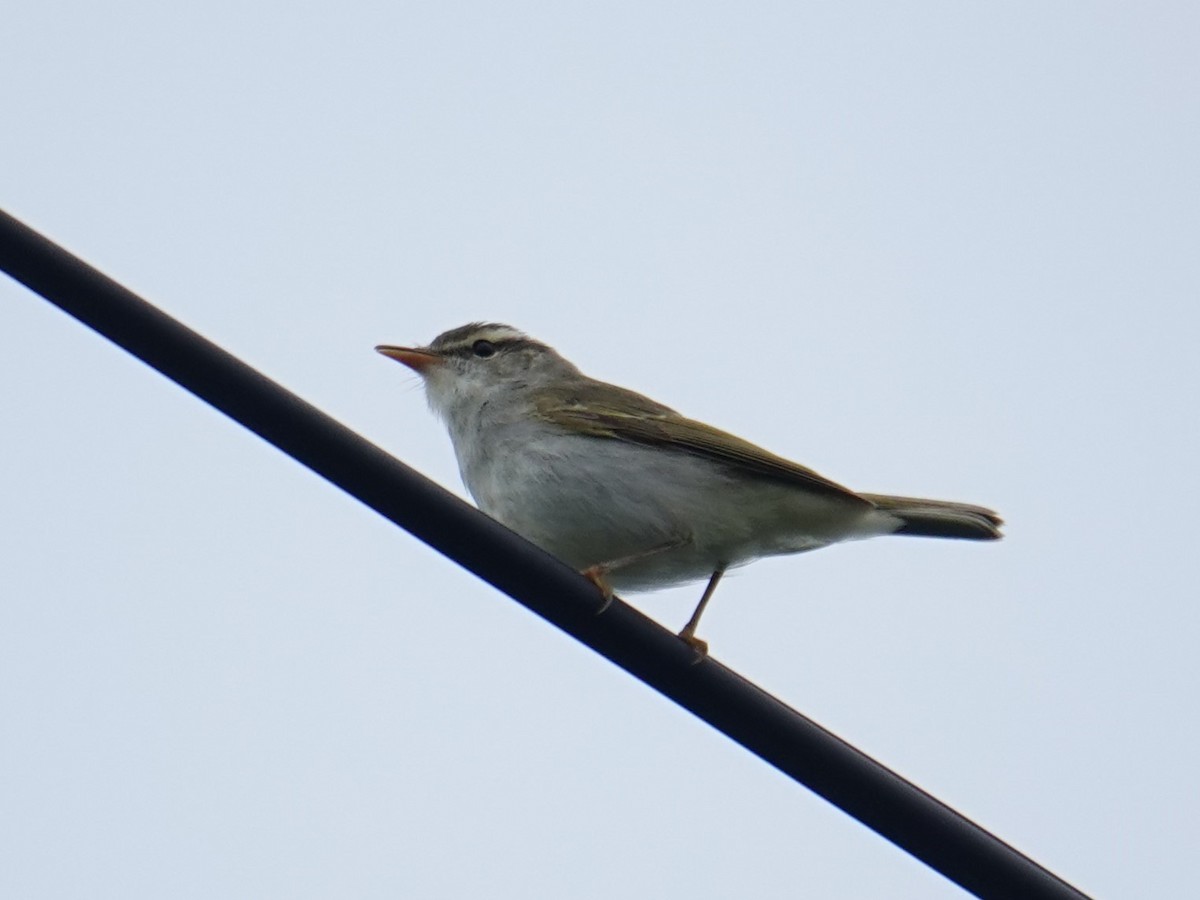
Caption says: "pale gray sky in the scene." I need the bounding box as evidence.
[3,3,1198,897]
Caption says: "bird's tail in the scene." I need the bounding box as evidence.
[860,493,1003,541]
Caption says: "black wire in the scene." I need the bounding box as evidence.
[0,208,1091,900]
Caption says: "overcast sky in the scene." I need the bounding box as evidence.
[3,3,1198,898]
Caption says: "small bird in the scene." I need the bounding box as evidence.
[377,323,1002,653]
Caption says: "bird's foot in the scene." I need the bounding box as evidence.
[678,630,709,658]
[581,565,615,615]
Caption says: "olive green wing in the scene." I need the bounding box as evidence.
[534,383,869,505]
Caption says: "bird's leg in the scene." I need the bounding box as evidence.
[583,535,692,615]
[678,565,727,656]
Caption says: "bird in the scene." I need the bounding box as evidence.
[377,322,1002,653]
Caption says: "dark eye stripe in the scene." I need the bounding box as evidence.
[441,336,542,358]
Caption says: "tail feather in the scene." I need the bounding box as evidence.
[860,493,1003,541]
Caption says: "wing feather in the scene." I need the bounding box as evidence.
[534,384,868,506]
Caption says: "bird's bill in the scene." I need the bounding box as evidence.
[375,344,441,373]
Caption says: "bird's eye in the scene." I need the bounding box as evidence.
[472,340,497,358]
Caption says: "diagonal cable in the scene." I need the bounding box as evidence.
[0,208,1090,900]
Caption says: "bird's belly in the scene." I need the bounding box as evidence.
[460,434,875,593]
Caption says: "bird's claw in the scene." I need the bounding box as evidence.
[582,565,615,615]
[679,631,709,658]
